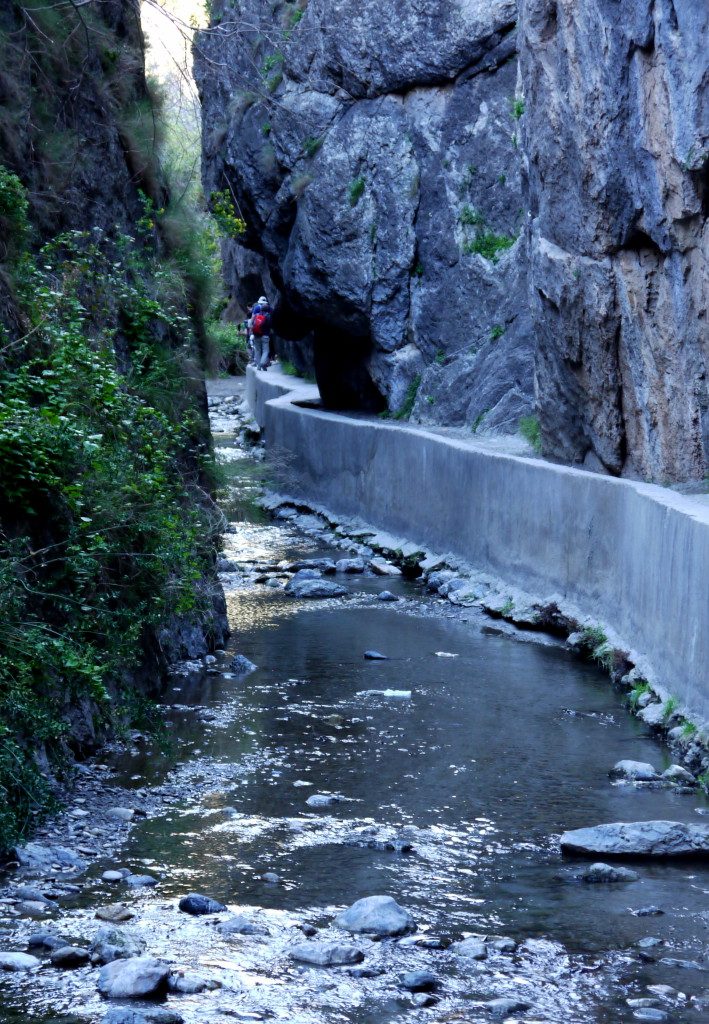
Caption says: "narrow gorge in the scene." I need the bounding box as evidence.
[0,2,707,1024]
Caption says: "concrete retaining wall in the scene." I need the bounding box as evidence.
[247,366,709,724]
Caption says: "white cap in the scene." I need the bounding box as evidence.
[258,295,268,305]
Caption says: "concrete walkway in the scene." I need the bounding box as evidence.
[246,364,709,728]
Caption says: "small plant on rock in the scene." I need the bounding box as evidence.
[393,375,421,420]
[490,324,505,341]
[628,681,651,709]
[349,176,365,207]
[210,190,246,238]
[662,696,679,722]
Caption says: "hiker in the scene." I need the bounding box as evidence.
[245,305,254,364]
[250,295,272,370]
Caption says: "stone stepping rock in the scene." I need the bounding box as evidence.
[334,895,415,936]
[178,893,227,916]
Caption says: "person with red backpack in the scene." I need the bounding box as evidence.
[250,295,272,370]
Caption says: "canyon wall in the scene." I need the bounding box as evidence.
[197,0,707,483]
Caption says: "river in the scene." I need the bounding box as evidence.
[0,380,707,1024]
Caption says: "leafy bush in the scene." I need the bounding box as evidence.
[0,198,216,851]
[519,415,542,452]
[0,166,29,260]
[463,231,516,263]
[209,190,246,238]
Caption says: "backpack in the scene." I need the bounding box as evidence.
[252,311,270,336]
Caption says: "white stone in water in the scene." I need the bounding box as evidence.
[0,952,40,971]
[334,895,415,936]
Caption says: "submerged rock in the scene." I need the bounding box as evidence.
[661,765,696,786]
[334,895,415,936]
[27,931,65,951]
[289,942,364,966]
[609,761,660,783]
[103,1009,183,1024]
[97,956,170,999]
[561,862,640,883]
[124,874,157,888]
[178,893,227,916]
[285,578,347,599]
[364,650,388,660]
[559,820,709,858]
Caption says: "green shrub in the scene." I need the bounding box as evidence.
[209,190,246,238]
[463,231,516,263]
[0,165,29,260]
[512,98,525,120]
[519,415,542,452]
[662,696,679,722]
[460,204,484,227]
[490,324,505,341]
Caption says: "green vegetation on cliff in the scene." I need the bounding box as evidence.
[0,1,225,852]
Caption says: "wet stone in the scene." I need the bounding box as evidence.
[285,578,347,599]
[178,893,227,916]
[632,1011,669,1022]
[97,956,170,999]
[289,941,365,966]
[335,895,415,937]
[609,760,660,783]
[217,914,268,936]
[658,956,704,970]
[306,793,345,808]
[559,820,709,858]
[168,971,219,993]
[102,870,124,883]
[364,650,388,660]
[50,945,90,968]
[229,654,258,675]
[0,952,40,971]
[632,906,664,917]
[91,926,146,964]
[411,993,438,1007]
[11,885,57,907]
[335,558,366,573]
[401,970,439,991]
[96,903,135,922]
[103,1009,184,1024]
[485,996,532,1016]
[27,930,65,951]
[561,862,640,883]
[452,937,488,959]
[377,591,399,602]
[124,874,157,888]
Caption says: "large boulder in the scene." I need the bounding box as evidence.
[91,926,146,965]
[0,952,40,971]
[609,761,660,783]
[560,821,709,859]
[97,956,170,999]
[334,895,415,936]
[195,0,534,426]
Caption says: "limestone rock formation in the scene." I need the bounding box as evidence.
[195,0,534,429]
[519,0,708,481]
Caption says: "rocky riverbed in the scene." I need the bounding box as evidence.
[0,380,707,1024]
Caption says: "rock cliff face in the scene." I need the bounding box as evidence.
[520,0,708,481]
[196,0,534,431]
[197,0,707,482]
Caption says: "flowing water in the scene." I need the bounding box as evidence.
[1,383,707,1024]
